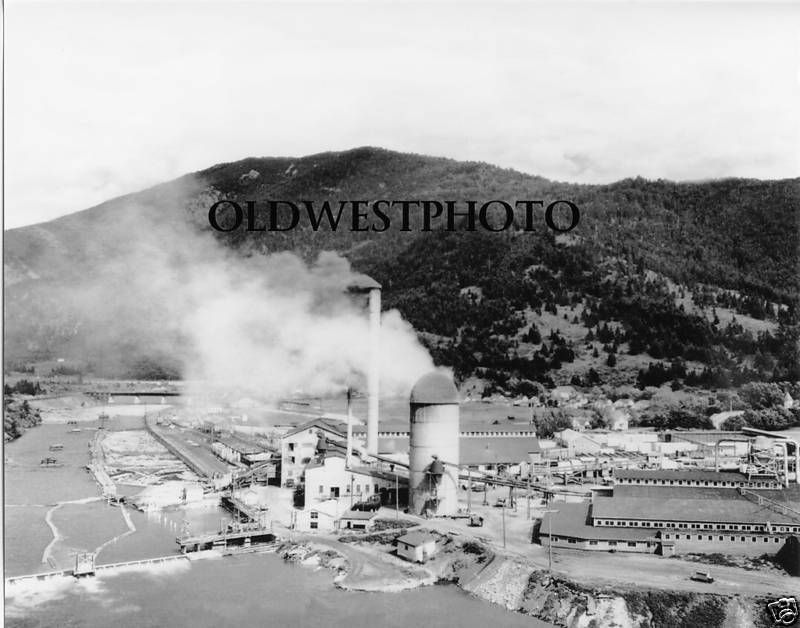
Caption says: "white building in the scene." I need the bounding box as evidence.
[396,532,437,563]
[280,418,348,486]
[303,454,401,508]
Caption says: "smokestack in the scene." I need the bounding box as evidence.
[346,387,353,468]
[367,287,381,455]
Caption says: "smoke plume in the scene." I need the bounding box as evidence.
[5,181,433,401]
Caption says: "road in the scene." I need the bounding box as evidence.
[391,493,798,598]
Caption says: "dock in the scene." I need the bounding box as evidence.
[177,524,275,554]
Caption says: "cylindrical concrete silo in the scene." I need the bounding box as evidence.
[409,372,460,516]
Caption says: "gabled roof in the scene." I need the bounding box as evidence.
[397,532,436,546]
[541,502,658,542]
[340,509,379,520]
[284,417,347,439]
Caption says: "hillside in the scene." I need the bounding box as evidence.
[4,147,799,391]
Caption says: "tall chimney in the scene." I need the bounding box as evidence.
[367,287,381,455]
[346,387,353,468]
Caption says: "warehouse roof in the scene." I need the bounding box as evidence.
[214,436,264,455]
[410,372,459,405]
[460,437,541,465]
[592,495,800,525]
[613,484,800,507]
[541,503,657,542]
[613,469,755,483]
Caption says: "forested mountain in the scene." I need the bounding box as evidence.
[4,147,798,391]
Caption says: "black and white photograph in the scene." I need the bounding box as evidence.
[3,1,799,626]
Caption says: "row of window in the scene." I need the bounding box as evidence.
[595,519,800,533]
[553,537,645,548]
[664,533,782,543]
[319,483,380,494]
[616,478,780,489]
[552,535,783,546]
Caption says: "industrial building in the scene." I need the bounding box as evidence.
[303,453,404,507]
[211,435,272,467]
[280,417,349,486]
[540,462,800,557]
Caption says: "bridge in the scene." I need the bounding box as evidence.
[84,391,180,402]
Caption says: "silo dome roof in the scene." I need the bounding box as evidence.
[410,372,459,405]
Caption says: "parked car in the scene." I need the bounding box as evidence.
[690,571,714,583]
[494,498,507,508]
[468,514,484,527]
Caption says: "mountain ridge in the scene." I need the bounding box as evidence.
[4,147,798,389]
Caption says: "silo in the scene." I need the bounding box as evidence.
[409,372,460,516]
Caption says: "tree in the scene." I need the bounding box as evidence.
[606,352,617,368]
[721,414,746,431]
[535,412,573,438]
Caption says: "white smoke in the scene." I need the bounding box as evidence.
[181,247,433,399]
[7,182,434,402]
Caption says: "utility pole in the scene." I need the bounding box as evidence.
[501,502,506,549]
[526,472,531,520]
[542,508,559,573]
[390,464,398,520]
[467,468,472,513]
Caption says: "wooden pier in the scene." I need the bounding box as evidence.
[177,523,275,554]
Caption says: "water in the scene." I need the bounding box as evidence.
[3,420,230,576]
[5,421,551,627]
[5,553,550,628]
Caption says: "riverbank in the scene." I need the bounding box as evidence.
[272,533,778,628]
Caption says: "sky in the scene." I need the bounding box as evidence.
[4,1,800,228]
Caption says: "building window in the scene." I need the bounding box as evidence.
[764,538,770,543]
[741,537,745,542]
[375,484,379,493]
[775,538,780,543]
[310,511,318,519]
[730,536,734,541]
[707,536,712,541]
[589,540,597,545]
[609,541,617,546]
[718,536,723,541]
[290,456,295,464]
[319,485,324,494]
[310,521,318,529]
[627,542,636,547]
[752,537,756,542]
[568,539,577,544]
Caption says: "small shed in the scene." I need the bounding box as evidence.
[339,509,379,531]
[396,532,437,563]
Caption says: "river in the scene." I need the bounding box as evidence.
[5,419,551,627]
